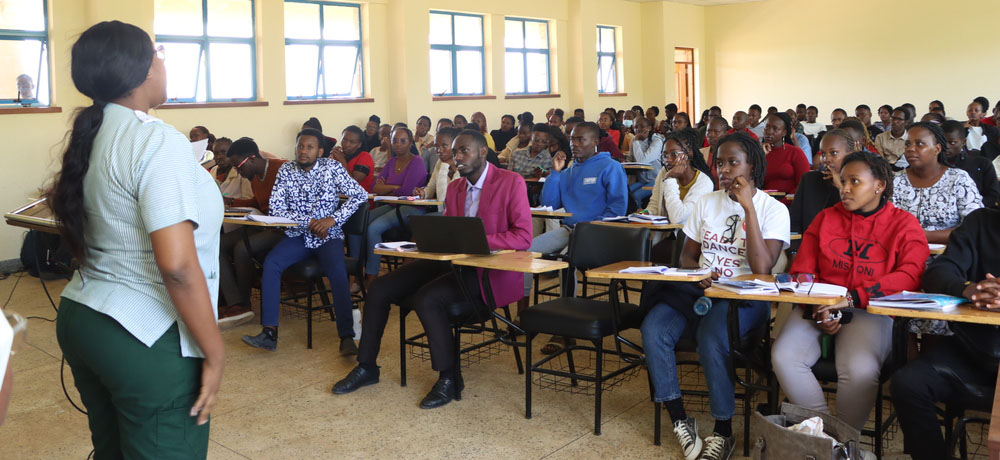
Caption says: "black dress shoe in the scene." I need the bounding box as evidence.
[419,377,463,409]
[332,365,379,394]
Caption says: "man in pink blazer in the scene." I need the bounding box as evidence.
[333,130,532,409]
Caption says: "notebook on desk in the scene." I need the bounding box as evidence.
[408,215,494,255]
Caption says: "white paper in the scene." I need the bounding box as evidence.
[928,243,946,251]
[374,241,418,252]
[246,215,298,225]
[619,266,711,276]
[530,206,554,212]
[191,139,209,162]
[751,279,847,297]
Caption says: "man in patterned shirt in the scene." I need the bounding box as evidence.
[242,128,368,355]
[508,123,553,178]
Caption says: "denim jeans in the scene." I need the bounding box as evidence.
[348,204,427,275]
[260,236,355,338]
[629,180,654,211]
[523,225,572,296]
[640,283,770,421]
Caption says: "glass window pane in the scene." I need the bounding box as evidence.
[322,45,361,96]
[285,44,319,98]
[599,27,615,53]
[429,49,452,95]
[504,20,523,49]
[35,45,48,105]
[524,21,547,49]
[0,40,42,100]
[154,0,204,37]
[598,55,616,93]
[453,15,482,46]
[209,43,253,99]
[429,13,452,45]
[207,0,252,38]
[323,4,360,41]
[504,51,524,94]
[0,0,45,31]
[284,2,320,40]
[162,42,202,100]
[455,50,482,94]
[526,52,548,93]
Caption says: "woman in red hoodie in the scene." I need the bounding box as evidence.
[771,151,928,431]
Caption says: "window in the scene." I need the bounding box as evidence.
[596,25,618,94]
[284,1,363,99]
[429,11,484,96]
[0,0,50,106]
[153,0,256,102]
[504,18,549,95]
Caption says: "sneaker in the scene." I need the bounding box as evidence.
[242,329,277,351]
[673,417,702,460]
[339,337,358,356]
[699,433,734,460]
[218,304,255,330]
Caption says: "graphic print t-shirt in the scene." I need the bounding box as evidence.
[683,189,790,278]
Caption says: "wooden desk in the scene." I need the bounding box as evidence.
[790,233,802,241]
[641,186,654,191]
[524,177,546,183]
[223,217,298,228]
[373,248,478,261]
[453,251,567,274]
[766,191,786,198]
[591,220,683,231]
[867,304,1000,326]
[5,198,59,234]
[585,261,712,282]
[703,274,843,306]
[623,164,654,171]
[373,198,444,207]
[531,210,572,219]
[929,244,945,255]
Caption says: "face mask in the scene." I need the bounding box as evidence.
[623,119,634,128]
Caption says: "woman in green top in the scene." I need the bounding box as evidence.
[50,21,224,459]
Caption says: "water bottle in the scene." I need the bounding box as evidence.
[693,296,713,316]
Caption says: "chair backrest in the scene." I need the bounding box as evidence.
[342,202,369,237]
[566,222,650,270]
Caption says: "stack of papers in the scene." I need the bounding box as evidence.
[713,280,779,295]
[245,215,298,225]
[374,241,418,252]
[602,214,672,224]
[372,196,438,203]
[761,279,847,297]
[530,206,554,212]
[621,162,649,167]
[928,243,946,251]
[619,266,711,276]
[868,291,964,311]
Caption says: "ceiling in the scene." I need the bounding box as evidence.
[627,0,762,6]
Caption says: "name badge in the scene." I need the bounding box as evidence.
[583,177,597,185]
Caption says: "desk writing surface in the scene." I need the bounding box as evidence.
[585,261,712,282]
[623,164,654,171]
[591,220,683,231]
[375,199,444,207]
[223,217,298,228]
[531,210,572,218]
[452,251,567,274]
[703,274,843,306]
[5,198,59,234]
[790,233,802,241]
[867,304,1000,326]
[372,248,475,261]
[641,186,654,191]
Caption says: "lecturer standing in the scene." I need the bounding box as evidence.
[50,21,224,459]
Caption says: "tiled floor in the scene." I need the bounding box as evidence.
[0,271,983,459]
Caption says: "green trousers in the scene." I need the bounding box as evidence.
[56,297,209,460]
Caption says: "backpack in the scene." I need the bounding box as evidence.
[19,230,72,279]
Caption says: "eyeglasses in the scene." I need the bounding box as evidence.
[154,44,166,60]
[721,214,739,244]
[774,273,816,295]
[5,311,27,356]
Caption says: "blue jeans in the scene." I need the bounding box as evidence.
[260,236,355,338]
[523,226,572,296]
[640,284,770,420]
[348,204,427,275]
[629,181,653,210]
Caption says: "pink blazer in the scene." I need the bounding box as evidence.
[445,165,533,307]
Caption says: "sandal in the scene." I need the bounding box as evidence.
[540,336,575,355]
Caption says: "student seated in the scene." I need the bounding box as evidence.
[209,137,251,204]
[599,111,620,146]
[728,111,758,141]
[704,117,729,179]
[965,99,999,151]
[891,207,1000,460]
[490,114,517,154]
[800,106,825,137]
[453,114,468,130]
[508,123,552,178]
[415,115,436,173]
[641,132,789,460]
[525,122,628,353]
[242,129,368,353]
[941,120,1000,209]
[643,128,715,224]
[762,112,810,196]
[329,125,374,192]
[470,112,496,150]
[855,104,882,138]
[423,117,453,172]
[773,151,927,431]
[620,111,636,157]
[332,130,532,408]
[413,127,460,212]
[874,107,910,166]
[218,138,287,327]
[302,117,335,157]
[628,116,665,210]
[370,124,392,173]
[361,114,382,152]
[499,112,533,164]
[789,129,856,234]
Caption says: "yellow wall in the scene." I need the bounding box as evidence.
[703,0,1000,123]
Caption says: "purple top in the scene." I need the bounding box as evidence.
[378,155,428,196]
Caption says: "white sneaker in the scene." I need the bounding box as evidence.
[673,417,703,460]
[699,433,734,460]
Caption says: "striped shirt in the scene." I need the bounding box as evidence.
[269,158,368,248]
[60,103,224,358]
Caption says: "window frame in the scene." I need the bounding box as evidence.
[0,0,50,106]
[503,17,550,96]
[429,10,486,97]
[596,25,618,94]
[154,0,258,103]
[283,0,365,100]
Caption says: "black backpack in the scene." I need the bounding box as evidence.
[19,230,73,278]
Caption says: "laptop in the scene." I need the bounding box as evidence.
[408,215,494,255]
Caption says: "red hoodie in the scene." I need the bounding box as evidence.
[790,201,928,307]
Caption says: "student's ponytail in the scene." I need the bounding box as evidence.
[49,21,155,261]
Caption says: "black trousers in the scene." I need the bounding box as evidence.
[357,260,482,373]
[218,228,282,308]
[890,338,998,460]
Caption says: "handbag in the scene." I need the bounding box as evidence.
[751,403,863,460]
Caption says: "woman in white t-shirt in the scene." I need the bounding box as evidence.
[414,127,460,213]
[640,131,790,460]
